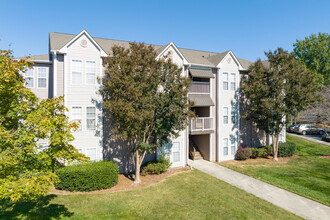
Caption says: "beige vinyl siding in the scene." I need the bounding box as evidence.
[66,33,103,161]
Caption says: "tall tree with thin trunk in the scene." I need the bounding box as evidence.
[101,43,192,183]
[241,48,318,160]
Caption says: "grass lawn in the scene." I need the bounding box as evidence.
[0,170,300,219]
[222,135,330,206]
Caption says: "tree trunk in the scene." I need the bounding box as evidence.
[272,134,279,161]
[134,150,141,184]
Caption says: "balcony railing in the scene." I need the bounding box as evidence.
[189,81,210,94]
[190,117,214,131]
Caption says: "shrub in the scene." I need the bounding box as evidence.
[236,146,251,160]
[278,142,296,157]
[249,147,269,159]
[141,155,171,176]
[55,160,118,192]
[263,145,273,156]
[256,148,268,158]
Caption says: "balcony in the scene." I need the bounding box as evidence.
[190,117,214,135]
[189,81,210,94]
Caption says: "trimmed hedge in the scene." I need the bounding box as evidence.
[278,142,296,157]
[249,147,268,159]
[55,160,118,192]
[141,155,171,176]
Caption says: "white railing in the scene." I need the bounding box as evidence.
[190,117,214,131]
[189,81,210,94]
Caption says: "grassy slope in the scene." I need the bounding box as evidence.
[0,170,300,220]
[223,135,330,205]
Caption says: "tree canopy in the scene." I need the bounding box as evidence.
[101,43,192,183]
[0,50,87,201]
[293,32,330,87]
[241,48,318,160]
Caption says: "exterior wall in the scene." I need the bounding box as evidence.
[218,53,240,161]
[28,63,53,99]
[65,33,103,161]
[157,45,187,168]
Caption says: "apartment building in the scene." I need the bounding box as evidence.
[21,30,285,172]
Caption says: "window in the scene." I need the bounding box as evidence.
[279,133,283,143]
[86,107,96,130]
[72,107,82,131]
[223,138,228,155]
[37,67,47,88]
[223,107,228,124]
[230,73,236,90]
[172,142,180,162]
[77,148,83,154]
[231,106,237,124]
[24,68,34,88]
[72,60,82,84]
[230,137,236,155]
[86,61,96,84]
[223,72,228,90]
[86,148,96,161]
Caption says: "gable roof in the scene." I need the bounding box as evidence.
[49,31,252,69]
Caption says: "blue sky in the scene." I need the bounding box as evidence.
[1,0,329,61]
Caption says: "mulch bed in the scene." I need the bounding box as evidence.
[50,167,190,195]
[320,154,330,159]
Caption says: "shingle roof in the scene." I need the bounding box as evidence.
[16,54,51,62]
[48,32,252,69]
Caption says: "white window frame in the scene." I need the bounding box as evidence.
[231,106,237,124]
[172,142,180,163]
[24,67,35,88]
[230,136,236,155]
[230,73,236,90]
[71,59,83,85]
[71,106,82,131]
[85,60,96,85]
[223,138,229,156]
[37,67,48,89]
[39,142,48,152]
[86,148,96,161]
[222,72,228,90]
[223,107,228,124]
[86,106,96,130]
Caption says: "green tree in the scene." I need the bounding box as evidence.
[101,43,192,183]
[241,48,318,160]
[293,33,330,86]
[0,50,87,201]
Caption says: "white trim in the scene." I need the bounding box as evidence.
[86,106,96,131]
[222,106,229,124]
[156,42,188,65]
[58,30,107,57]
[24,67,35,89]
[71,59,83,85]
[64,54,68,108]
[53,52,58,97]
[71,106,83,131]
[99,57,103,160]
[37,67,48,89]
[85,60,97,85]
[216,67,221,162]
[216,51,244,70]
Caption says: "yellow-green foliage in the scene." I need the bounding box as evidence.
[0,50,88,201]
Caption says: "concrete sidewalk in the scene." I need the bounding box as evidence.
[189,159,330,220]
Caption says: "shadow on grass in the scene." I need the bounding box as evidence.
[0,194,73,220]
